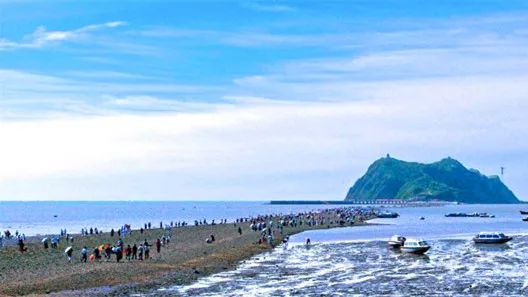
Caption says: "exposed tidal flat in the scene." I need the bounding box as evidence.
[0,203,373,296]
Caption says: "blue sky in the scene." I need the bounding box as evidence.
[0,1,528,200]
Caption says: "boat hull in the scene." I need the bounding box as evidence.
[401,246,430,254]
[473,237,512,244]
[388,241,404,248]
[377,214,399,218]
[520,211,528,215]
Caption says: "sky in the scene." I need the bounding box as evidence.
[0,0,527,201]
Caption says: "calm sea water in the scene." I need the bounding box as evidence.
[159,204,528,297]
[0,201,341,236]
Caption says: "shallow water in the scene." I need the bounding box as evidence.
[160,204,528,297]
[167,238,528,297]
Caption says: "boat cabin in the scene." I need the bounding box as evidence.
[476,232,506,239]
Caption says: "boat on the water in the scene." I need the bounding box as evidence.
[523,217,528,222]
[388,235,406,248]
[473,232,512,244]
[377,211,399,218]
[520,210,528,215]
[401,238,430,254]
[445,212,494,218]
[445,212,467,217]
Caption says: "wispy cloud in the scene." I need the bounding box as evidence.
[241,1,296,12]
[132,11,528,50]
[0,21,127,50]
[102,95,220,113]
[0,69,221,119]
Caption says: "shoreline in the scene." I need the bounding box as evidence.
[0,208,377,296]
[60,221,375,297]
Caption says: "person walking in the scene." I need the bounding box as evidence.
[115,247,123,263]
[65,247,73,262]
[156,238,161,254]
[132,244,138,260]
[18,238,27,253]
[81,246,88,263]
[93,246,101,261]
[144,243,150,260]
[138,244,144,261]
[126,245,132,261]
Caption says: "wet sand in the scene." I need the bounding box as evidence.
[0,211,373,296]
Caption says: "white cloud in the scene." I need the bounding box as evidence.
[0,73,527,200]
[0,69,221,119]
[0,21,127,50]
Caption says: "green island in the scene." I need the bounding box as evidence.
[346,156,520,204]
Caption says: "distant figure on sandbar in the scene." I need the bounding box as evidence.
[81,246,88,263]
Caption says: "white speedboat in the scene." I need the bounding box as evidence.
[388,235,406,248]
[377,211,399,218]
[401,238,430,254]
[473,232,512,244]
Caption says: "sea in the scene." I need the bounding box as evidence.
[0,201,341,236]
[3,202,528,296]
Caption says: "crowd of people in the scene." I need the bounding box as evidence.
[1,206,379,264]
[1,230,27,251]
[240,206,378,247]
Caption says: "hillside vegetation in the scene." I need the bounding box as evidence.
[345,157,519,204]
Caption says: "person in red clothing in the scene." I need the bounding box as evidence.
[156,238,161,254]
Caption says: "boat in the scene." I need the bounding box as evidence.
[388,235,406,248]
[377,211,399,218]
[445,212,494,218]
[401,238,430,254]
[445,212,469,217]
[419,216,425,220]
[473,232,512,244]
[523,217,528,222]
[521,210,528,215]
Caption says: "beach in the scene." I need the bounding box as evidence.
[0,207,374,296]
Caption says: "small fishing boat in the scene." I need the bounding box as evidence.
[445,212,469,217]
[520,210,528,215]
[445,212,494,218]
[377,211,399,218]
[523,217,528,222]
[388,235,406,248]
[473,232,512,244]
[401,238,430,254]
